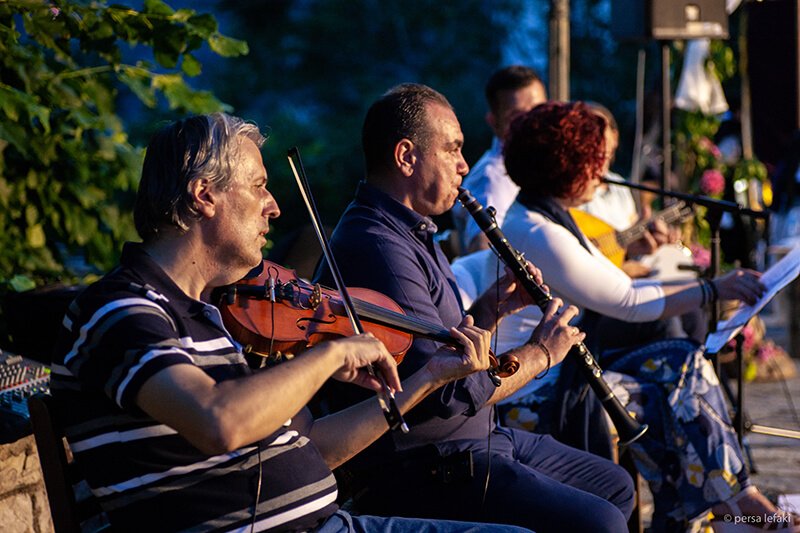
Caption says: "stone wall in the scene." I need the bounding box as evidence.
[0,435,53,533]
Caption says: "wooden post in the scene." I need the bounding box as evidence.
[549,0,570,101]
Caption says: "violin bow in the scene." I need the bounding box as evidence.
[287,147,409,433]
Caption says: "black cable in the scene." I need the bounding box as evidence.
[267,265,278,359]
[480,258,502,509]
[251,266,279,533]
[250,443,263,533]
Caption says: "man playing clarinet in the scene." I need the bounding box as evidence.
[315,84,635,533]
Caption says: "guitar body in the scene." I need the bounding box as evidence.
[639,244,697,281]
[570,201,693,268]
[569,208,626,266]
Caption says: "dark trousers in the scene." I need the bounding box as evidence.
[353,427,635,533]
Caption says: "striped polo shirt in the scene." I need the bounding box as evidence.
[51,243,338,532]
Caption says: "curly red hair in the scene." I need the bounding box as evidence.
[503,101,606,200]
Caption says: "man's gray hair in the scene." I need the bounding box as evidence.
[134,113,266,242]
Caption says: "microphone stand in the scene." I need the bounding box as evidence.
[604,178,775,449]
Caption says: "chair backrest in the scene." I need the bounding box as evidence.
[28,393,107,533]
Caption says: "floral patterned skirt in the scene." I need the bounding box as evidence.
[500,338,748,527]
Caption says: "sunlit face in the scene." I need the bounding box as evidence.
[601,123,619,175]
[410,103,469,217]
[212,138,280,272]
[492,81,547,139]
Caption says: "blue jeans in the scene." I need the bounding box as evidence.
[315,510,532,532]
[351,426,634,533]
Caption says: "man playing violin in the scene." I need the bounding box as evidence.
[49,113,535,532]
[315,84,635,533]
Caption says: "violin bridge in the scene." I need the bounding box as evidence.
[309,284,322,309]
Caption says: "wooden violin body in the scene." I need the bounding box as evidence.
[219,260,519,378]
[219,261,413,363]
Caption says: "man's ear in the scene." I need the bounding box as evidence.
[394,138,417,177]
[189,178,217,218]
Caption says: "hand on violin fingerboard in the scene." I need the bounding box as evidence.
[423,315,492,386]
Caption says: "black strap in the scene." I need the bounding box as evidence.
[516,192,592,252]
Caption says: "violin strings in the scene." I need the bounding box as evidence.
[346,296,453,342]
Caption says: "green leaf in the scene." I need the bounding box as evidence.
[8,275,36,293]
[118,66,157,107]
[144,0,175,16]
[91,20,116,40]
[153,27,188,69]
[208,34,248,57]
[0,121,30,156]
[26,224,46,248]
[171,8,195,23]
[28,104,50,134]
[181,53,201,77]
[152,73,227,113]
[0,178,10,207]
[0,91,20,121]
[187,13,217,38]
[24,204,38,226]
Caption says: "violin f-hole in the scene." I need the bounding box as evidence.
[296,314,337,331]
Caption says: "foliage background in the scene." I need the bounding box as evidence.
[0,0,677,289]
[1,0,768,350]
[0,0,247,289]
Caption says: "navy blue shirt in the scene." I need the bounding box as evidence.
[315,182,498,457]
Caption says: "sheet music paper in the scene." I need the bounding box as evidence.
[705,245,800,354]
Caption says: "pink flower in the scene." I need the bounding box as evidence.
[689,244,711,269]
[725,324,755,352]
[50,6,60,18]
[756,341,779,362]
[700,169,725,196]
[698,137,723,160]
[741,324,756,353]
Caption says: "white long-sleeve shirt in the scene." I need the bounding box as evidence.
[453,201,667,356]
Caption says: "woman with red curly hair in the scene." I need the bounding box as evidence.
[453,102,798,532]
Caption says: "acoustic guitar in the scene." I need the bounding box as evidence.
[570,201,694,267]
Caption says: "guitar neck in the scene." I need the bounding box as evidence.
[617,202,688,247]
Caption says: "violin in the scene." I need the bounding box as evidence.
[218,260,520,381]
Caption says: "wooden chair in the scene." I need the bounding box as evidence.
[28,393,109,533]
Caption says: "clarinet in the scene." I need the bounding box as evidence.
[457,188,648,446]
